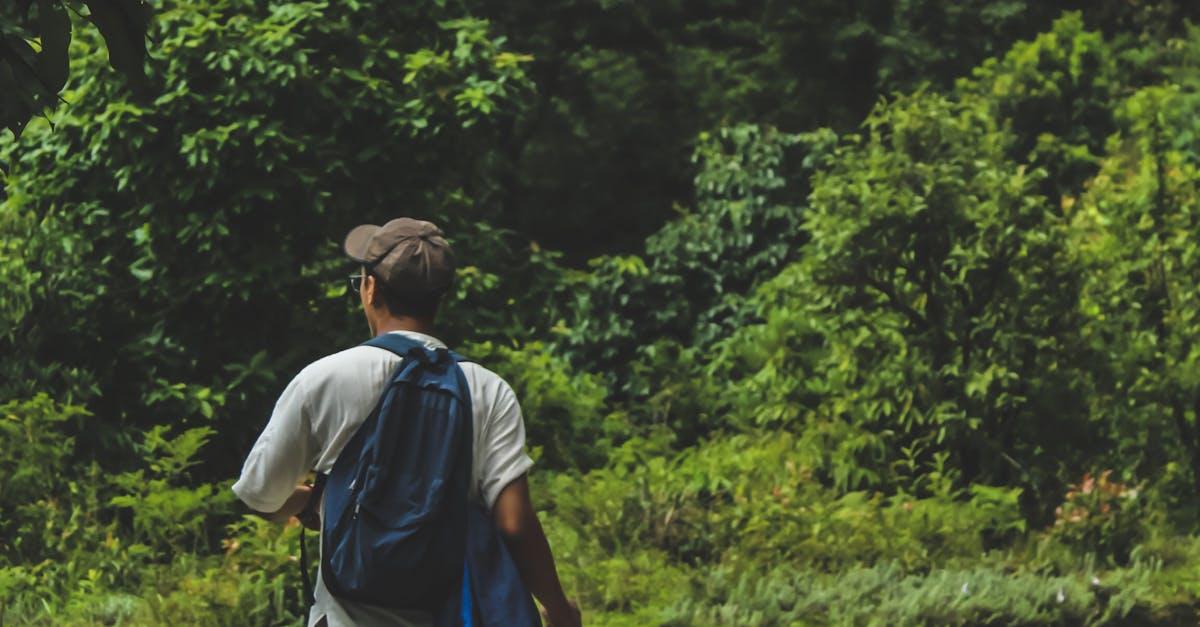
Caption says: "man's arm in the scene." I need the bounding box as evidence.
[232,374,318,516]
[492,475,581,627]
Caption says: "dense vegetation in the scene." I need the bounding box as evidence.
[4,1,1200,624]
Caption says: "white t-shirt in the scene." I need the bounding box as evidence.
[232,330,534,627]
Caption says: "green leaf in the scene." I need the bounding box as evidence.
[83,0,150,88]
[35,0,71,94]
[129,264,153,282]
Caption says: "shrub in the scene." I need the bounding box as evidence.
[1047,471,1146,565]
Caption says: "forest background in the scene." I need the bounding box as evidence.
[4,0,1200,624]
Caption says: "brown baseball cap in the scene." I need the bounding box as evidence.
[343,218,456,297]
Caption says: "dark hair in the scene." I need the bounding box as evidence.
[370,271,442,320]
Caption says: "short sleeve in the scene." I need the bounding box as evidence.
[477,379,534,509]
[232,374,317,513]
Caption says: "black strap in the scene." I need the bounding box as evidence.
[300,526,314,606]
[298,473,326,607]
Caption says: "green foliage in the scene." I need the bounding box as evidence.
[536,16,1200,625]
[8,3,1200,626]
[707,89,1092,509]
[963,12,1118,197]
[0,207,37,333]
[109,425,231,553]
[0,394,307,625]
[0,394,98,596]
[466,340,616,471]
[0,394,84,508]
[1048,471,1146,565]
[1065,54,1200,503]
[663,560,1190,626]
[469,0,1200,258]
[0,1,152,140]
[560,124,834,400]
[0,0,538,477]
[545,434,1022,575]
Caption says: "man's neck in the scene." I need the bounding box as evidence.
[373,315,436,338]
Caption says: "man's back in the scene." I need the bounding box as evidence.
[233,330,534,627]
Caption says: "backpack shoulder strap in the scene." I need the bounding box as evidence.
[361,333,426,358]
[363,334,472,367]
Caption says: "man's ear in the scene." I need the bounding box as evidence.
[362,273,377,308]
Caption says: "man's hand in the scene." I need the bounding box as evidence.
[296,478,324,530]
[296,498,321,530]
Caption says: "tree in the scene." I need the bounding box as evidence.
[712,91,1092,515]
[463,0,1200,258]
[1068,31,1200,493]
[0,0,534,480]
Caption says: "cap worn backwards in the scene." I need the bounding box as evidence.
[343,218,456,297]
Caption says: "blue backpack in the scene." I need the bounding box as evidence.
[315,333,541,626]
[321,333,473,611]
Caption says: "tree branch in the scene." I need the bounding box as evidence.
[859,272,930,331]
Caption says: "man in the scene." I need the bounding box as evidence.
[233,218,581,627]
